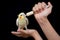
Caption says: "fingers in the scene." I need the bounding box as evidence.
[11,29,28,35]
[11,29,28,37]
[11,29,37,38]
[48,2,53,9]
[33,4,39,14]
[48,2,53,7]
[11,31,21,35]
[41,2,47,9]
[11,31,23,37]
[15,34,23,37]
[32,2,46,14]
[46,2,53,14]
[38,2,42,12]
[11,31,26,37]
[33,2,42,14]
[32,2,53,14]
[20,29,28,34]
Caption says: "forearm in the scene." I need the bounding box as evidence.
[32,30,43,40]
[36,17,60,40]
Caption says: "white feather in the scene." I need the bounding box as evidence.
[16,18,19,27]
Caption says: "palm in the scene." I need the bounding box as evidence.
[11,29,36,38]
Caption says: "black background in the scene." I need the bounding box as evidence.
[1,0,60,40]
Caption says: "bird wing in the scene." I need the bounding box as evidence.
[16,18,19,27]
[25,18,29,26]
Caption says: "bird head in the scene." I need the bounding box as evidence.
[18,12,26,19]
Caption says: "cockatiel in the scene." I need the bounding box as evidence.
[16,12,29,30]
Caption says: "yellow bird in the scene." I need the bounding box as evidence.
[16,12,29,30]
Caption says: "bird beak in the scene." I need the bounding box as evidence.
[20,16,24,19]
[20,16,22,19]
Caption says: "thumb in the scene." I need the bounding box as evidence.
[48,2,53,10]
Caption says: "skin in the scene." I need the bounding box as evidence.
[12,12,43,40]
[11,29,43,40]
[11,2,60,40]
[33,2,60,40]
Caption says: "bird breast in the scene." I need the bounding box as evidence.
[18,19,26,26]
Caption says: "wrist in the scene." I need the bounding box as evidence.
[37,17,48,24]
[31,30,43,40]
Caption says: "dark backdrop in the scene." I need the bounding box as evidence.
[1,0,60,40]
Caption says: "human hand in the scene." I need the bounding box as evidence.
[11,28,38,38]
[32,2,53,19]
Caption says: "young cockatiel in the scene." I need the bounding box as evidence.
[16,12,29,30]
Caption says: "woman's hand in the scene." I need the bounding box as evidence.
[32,2,60,40]
[11,28,43,40]
[11,29,37,38]
[33,2,53,19]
